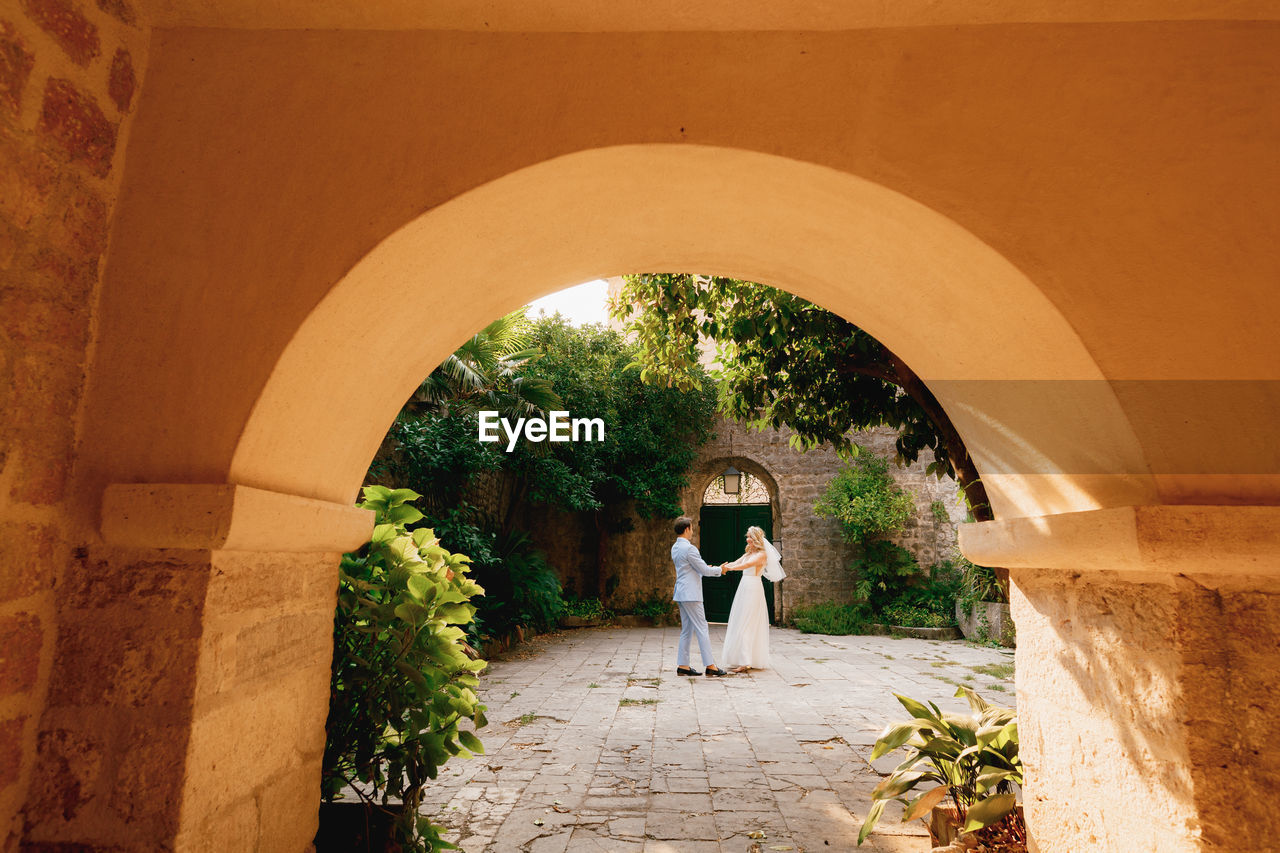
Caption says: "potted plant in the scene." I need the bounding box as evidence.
[320,487,489,853]
[857,687,1026,851]
[954,558,1015,647]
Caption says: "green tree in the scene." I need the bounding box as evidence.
[814,452,921,615]
[508,317,718,597]
[815,453,917,544]
[369,314,717,614]
[370,309,562,514]
[406,308,561,419]
[611,274,992,522]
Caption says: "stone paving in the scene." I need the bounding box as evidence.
[424,625,1017,853]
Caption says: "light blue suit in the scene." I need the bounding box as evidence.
[672,536,723,668]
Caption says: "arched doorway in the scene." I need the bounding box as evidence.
[85,144,1146,852]
[698,466,778,624]
[73,104,1280,849]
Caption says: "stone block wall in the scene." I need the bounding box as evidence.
[1013,568,1280,852]
[0,0,146,846]
[682,418,967,617]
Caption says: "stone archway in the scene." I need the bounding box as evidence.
[84,143,1144,852]
[71,142,1263,853]
[12,19,1276,851]
[688,456,783,623]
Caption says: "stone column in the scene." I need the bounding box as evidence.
[962,506,1280,853]
[21,484,371,851]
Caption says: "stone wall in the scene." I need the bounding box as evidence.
[1012,568,1280,852]
[679,417,967,617]
[488,416,967,618]
[0,0,147,847]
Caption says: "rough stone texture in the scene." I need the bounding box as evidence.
[420,625,1015,851]
[0,613,42,696]
[93,0,135,27]
[1177,576,1280,852]
[37,78,116,177]
[19,0,99,66]
[0,22,35,118]
[487,416,966,617]
[106,47,131,112]
[0,1,145,846]
[19,548,339,851]
[173,550,338,852]
[21,551,205,846]
[1012,569,1280,853]
[0,523,56,603]
[0,717,24,792]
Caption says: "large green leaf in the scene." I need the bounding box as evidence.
[362,485,392,502]
[902,786,950,822]
[961,793,1017,833]
[857,799,886,846]
[955,685,991,714]
[895,694,943,726]
[458,730,484,754]
[871,770,927,799]
[386,488,423,506]
[869,720,928,760]
[407,574,436,602]
[387,503,425,525]
[975,769,1016,791]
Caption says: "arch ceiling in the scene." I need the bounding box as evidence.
[78,21,1280,525]
[228,145,1151,518]
[138,0,1280,31]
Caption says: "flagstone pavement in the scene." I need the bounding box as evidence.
[424,624,1017,853]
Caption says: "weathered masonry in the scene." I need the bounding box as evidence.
[2,3,1278,851]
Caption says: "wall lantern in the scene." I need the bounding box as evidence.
[722,465,741,495]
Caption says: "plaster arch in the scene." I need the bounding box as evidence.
[227,144,1152,520]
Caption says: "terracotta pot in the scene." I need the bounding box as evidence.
[928,803,964,847]
[928,803,1028,852]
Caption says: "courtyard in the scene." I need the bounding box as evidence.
[419,625,1017,852]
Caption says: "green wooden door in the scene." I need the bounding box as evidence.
[698,504,776,623]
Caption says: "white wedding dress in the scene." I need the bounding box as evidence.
[722,567,771,670]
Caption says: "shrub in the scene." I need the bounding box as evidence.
[958,556,1006,606]
[323,486,488,852]
[628,594,674,621]
[880,603,952,629]
[468,530,563,638]
[814,452,916,543]
[562,596,613,621]
[930,499,951,524]
[792,601,872,635]
[852,540,921,615]
[878,560,963,627]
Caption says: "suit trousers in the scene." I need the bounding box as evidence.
[676,600,715,668]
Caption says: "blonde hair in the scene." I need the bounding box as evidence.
[746,526,766,551]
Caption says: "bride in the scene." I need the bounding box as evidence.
[718,526,786,673]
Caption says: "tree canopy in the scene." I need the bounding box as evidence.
[370,311,719,601]
[611,274,991,520]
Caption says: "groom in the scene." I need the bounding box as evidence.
[671,516,730,677]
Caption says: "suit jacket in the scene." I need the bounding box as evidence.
[671,536,723,602]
